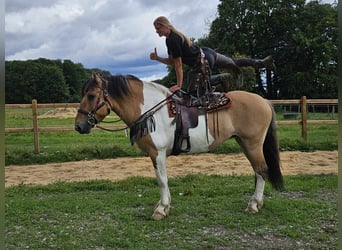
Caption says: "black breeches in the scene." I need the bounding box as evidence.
[201,47,258,70]
[201,48,241,73]
[214,53,242,75]
[234,58,258,67]
[201,47,216,69]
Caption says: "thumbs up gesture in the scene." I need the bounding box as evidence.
[150,47,158,60]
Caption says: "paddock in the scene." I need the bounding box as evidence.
[5,150,337,187]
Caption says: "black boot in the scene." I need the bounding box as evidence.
[261,56,276,71]
[254,56,276,71]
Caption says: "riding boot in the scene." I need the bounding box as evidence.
[255,56,276,71]
[178,134,191,153]
[210,73,231,92]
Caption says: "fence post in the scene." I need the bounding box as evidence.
[32,99,40,153]
[300,96,307,140]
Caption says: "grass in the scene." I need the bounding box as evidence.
[5,130,143,165]
[5,108,338,248]
[5,174,338,249]
[5,108,338,165]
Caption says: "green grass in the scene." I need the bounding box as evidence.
[5,109,338,248]
[5,109,338,165]
[5,174,338,249]
[5,130,144,165]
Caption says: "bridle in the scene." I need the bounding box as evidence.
[77,79,112,128]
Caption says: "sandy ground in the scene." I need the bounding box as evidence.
[5,151,338,187]
[6,108,338,187]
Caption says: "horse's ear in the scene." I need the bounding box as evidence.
[92,72,102,84]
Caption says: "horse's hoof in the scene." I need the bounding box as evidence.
[245,205,259,213]
[151,210,166,220]
[257,201,264,209]
[152,203,170,220]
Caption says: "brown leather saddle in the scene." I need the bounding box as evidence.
[169,90,231,155]
[172,103,198,155]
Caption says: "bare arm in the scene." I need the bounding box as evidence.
[150,48,173,65]
[173,57,183,87]
[150,47,184,90]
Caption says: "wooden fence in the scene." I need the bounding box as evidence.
[5,97,338,153]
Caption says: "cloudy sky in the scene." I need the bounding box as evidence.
[5,0,335,81]
[5,0,220,80]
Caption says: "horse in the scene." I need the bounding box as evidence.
[75,72,284,220]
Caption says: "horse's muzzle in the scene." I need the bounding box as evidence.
[75,120,92,134]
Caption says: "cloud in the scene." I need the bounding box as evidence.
[5,0,220,79]
[5,0,336,80]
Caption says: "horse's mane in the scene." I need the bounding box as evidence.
[82,74,142,99]
[105,74,142,99]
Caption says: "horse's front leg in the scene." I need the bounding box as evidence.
[151,153,171,220]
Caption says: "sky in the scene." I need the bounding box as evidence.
[5,0,220,81]
[5,0,336,81]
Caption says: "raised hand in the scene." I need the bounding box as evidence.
[150,47,158,60]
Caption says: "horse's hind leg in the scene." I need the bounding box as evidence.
[247,155,268,213]
[246,172,266,213]
[236,138,268,213]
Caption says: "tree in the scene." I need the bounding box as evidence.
[276,1,337,98]
[33,63,70,103]
[202,0,307,98]
[5,61,35,103]
[63,60,90,102]
[6,59,71,103]
[5,58,100,103]
[197,0,337,98]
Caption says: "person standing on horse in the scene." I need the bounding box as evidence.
[149,16,275,96]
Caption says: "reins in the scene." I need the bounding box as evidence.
[94,118,128,133]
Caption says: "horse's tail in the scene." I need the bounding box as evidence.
[264,104,284,191]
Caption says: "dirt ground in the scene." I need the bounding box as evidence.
[5,150,338,187]
[6,108,338,187]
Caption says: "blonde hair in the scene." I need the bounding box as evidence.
[153,16,192,46]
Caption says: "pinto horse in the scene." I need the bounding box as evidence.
[75,72,283,220]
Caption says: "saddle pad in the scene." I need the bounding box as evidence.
[207,93,232,112]
[167,92,232,117]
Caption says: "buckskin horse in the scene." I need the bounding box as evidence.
[75,72,283,220]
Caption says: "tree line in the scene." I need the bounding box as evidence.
[5,59,111,104]
[202,0,338,99]
[5,0,337,103]
[161,0,337,99]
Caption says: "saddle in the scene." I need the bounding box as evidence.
[172,102,198,155]
[169,87,231,155]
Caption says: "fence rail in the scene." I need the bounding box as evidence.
[5,97,338,153]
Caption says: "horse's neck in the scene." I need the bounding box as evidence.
[108,97,142,126]
[113,82,168,126]
[142,82,169,111]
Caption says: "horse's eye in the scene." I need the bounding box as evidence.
[87,94,96,101]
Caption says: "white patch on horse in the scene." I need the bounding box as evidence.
[142,82,175,149]
[188,115,214,153]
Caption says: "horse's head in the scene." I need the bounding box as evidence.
[75,72,111,134]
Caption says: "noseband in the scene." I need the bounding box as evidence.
[77,81,111,127]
